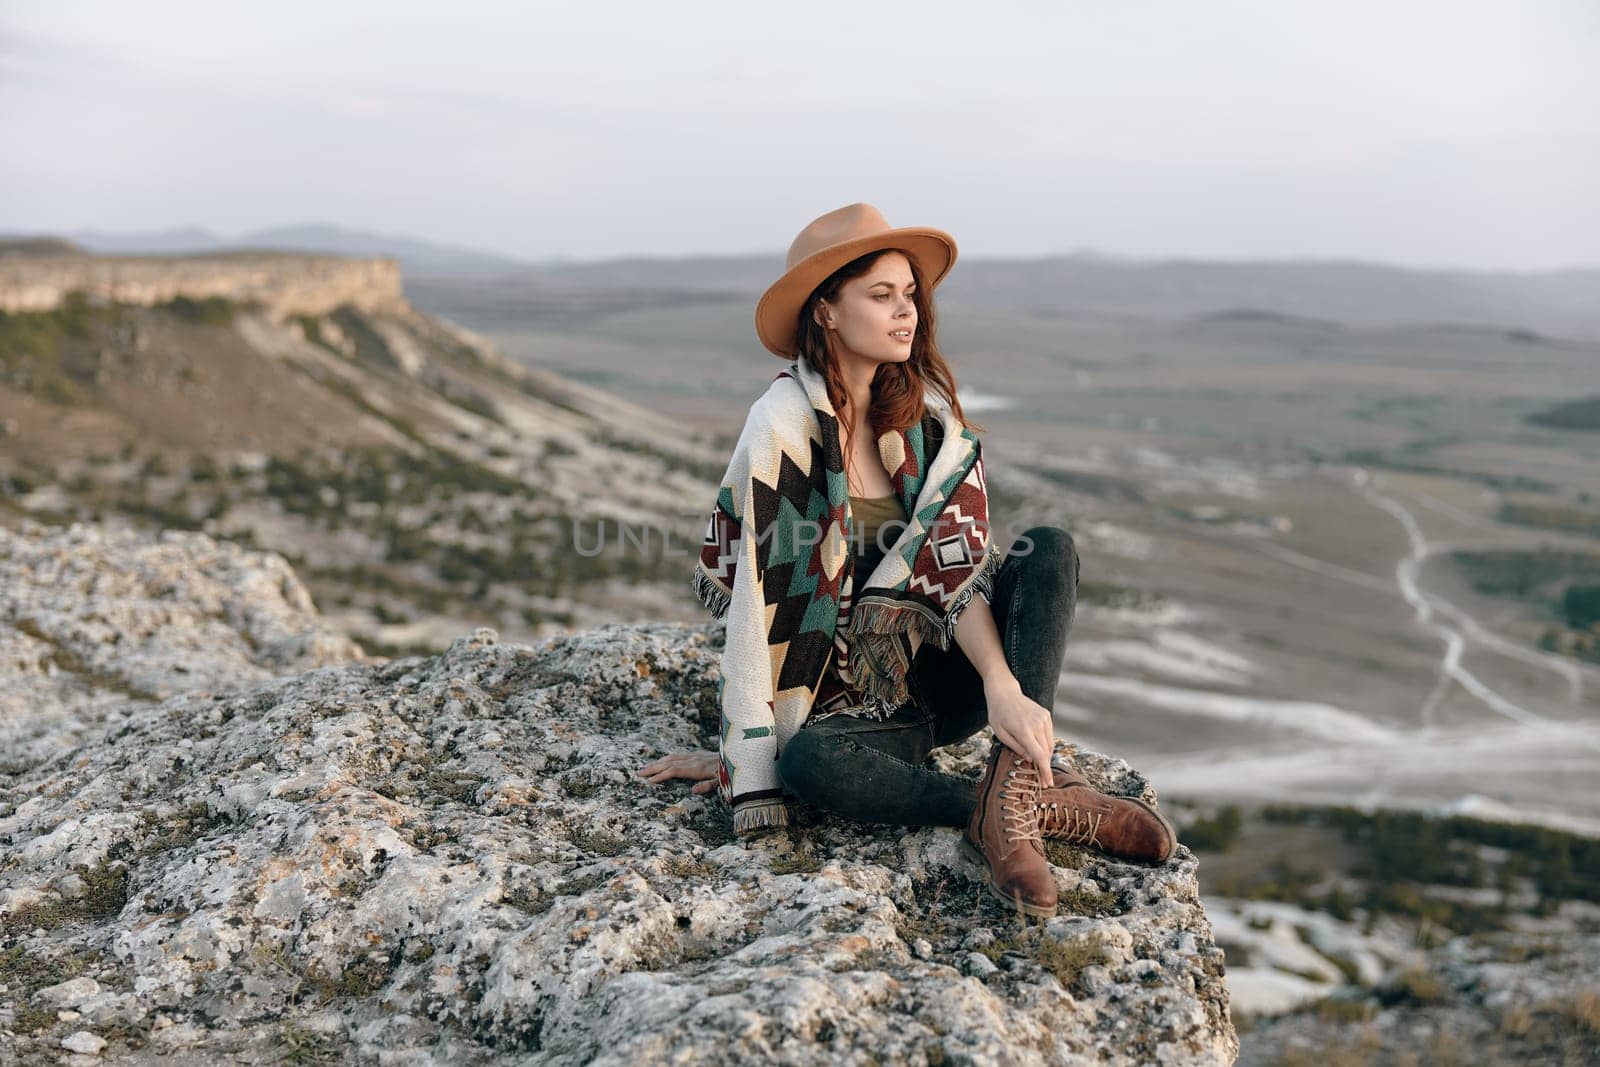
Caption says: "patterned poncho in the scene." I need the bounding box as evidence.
[690,356,1003,833]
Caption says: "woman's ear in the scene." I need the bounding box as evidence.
[813,300,832,330]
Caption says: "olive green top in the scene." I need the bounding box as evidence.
[849,492,908,578]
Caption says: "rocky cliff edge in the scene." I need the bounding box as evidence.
[0,521,1236,1065]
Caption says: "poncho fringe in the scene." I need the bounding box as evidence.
[689,568,732,620]
[731,797,790,834]
[842,540,1004,705]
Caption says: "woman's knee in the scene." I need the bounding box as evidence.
[777,728,844,802]
[1010,524,1078,584]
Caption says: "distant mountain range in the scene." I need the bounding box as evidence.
[6,223,1597,335]
[24,223,540,276]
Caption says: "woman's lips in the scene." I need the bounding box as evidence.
[889,329,912,343]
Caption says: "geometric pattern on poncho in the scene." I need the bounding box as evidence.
[691,356,1003,832]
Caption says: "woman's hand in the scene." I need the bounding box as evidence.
[637,751,720,795]
[948,583,1054,787]
[983,674,1056,788]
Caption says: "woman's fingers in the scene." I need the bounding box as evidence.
[638,763,679,783]
[1021,703,1055,788]
[691,780,714,795]
[993,720,1054,788]
[1026,713,1054,788]
[639,755,690,775]
[1033,735,1055,788]
[638,752,720,787]
[641,756,687,771]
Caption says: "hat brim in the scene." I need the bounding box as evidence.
[754,227,958,358]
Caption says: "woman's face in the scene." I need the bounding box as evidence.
[814,251,918,367]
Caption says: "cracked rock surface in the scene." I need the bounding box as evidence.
[0,522,1235,1064]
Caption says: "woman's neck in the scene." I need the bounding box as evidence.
[836,351,879,436]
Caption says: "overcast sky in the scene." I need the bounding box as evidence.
[3,1,1597,270]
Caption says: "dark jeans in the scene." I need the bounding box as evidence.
[777,525,1080,829]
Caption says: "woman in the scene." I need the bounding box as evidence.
[641,204,1174,918]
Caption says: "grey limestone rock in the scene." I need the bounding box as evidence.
[1,518,369,771]
[0,521,1236,1065]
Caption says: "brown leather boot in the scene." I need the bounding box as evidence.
[1036,755,1177,864]
[962,743,1057,918]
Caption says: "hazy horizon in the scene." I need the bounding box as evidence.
[4,1,1598,272]
[13,220,1600,276]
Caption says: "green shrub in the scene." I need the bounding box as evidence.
[1562,584,1600,629]
[1260,803,1600,916]
[1451,547,1600,599]
[1527,395,1600,432]
[0,291,106,400]
[37,374,81,405]
[294,314,330,350]
[159,294,235,325]
[1499,502,1600,538]
[1379,966,1448,1007]
[1181,805,1243,852]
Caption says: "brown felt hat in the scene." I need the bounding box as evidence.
[754,202,958,358]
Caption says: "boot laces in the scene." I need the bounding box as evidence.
[1038,798,1105,848]
[999,761,1044,847]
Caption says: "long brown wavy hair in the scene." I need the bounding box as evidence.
[793,249,982,479]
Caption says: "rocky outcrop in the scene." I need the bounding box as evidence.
[1238,928,1600,1065]
[0,523,1236,1064]
[0,252,404,315]
[0,519,369,770]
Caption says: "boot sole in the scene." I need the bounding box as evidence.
[959,837,1056,919]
